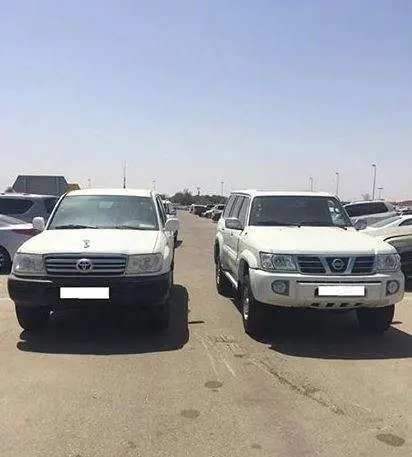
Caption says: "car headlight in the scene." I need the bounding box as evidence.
[260,253,297,272]
[125,253,163,275]
[12,253,45,276]
[376,253,401,272]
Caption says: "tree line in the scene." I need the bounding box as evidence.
[162,189,227,206]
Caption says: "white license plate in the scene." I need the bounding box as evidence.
[60,287,110,299]
[317,285,365,297]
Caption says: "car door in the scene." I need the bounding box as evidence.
[226,196,245,274]
[155,196,174,248]
[227,196,251,278]
[219,194,237,269]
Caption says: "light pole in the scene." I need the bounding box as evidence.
[221,181,224,197]
[87,178,91,188]
[152,180,156,191]
[372,164,377,200]
[335,171,340,198]
[309,176,314,192]
[378,187,383,200]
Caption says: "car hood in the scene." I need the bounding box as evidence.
[244,226,394,255]
[18,229,160,255]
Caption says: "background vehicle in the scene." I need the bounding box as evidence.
[163,200,179,244]
[0,193,58,223]
[363,215,412,234]
[11,175,71,197]
[214,190,404,335]
[0,215,39,274]
[344,200,397,228]
[366,226,412,282]
[192,205,208,216]
[8,189,179,332]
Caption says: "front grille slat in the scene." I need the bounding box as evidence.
[45,255,126,276]
[297,255,375,275]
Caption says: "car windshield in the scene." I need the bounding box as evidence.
[248,196,352,227]
[48,195,159,230]
[370,216,402,228]
[0,214,26,227]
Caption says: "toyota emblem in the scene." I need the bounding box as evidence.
[76,258,93,273]
[331,258,345,271]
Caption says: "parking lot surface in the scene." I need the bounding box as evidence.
[1,211,411,457]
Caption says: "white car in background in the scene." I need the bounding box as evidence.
[363,215,412,235]
[0,215,40,274]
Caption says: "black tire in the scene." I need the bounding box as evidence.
[15,304,50,331]
[215,255,232,296]
[356,305,395,333]
[0,247,12,275]
[148,303,170,332]
[174,232,178,246]
[241,273,263,336]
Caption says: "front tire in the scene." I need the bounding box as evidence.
[241,274,263,336]
[15,304,50,331]
[357,305,394,333]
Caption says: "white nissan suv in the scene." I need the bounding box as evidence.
[214,190,404,335]
[8,188,179,332]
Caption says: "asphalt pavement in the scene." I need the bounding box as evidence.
[0,211,411,457]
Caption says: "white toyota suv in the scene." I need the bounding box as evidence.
[8,188,179,332]
[214,190,405,335]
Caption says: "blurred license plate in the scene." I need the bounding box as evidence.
[318,285,365,297]
[60,287,110,299]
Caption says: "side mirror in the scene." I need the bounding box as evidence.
[32,216,45,232]
[225,217,243,230]
[164,217,179,233]
[354,220,367,231]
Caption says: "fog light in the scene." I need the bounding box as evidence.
[271,280,289,295]
[386,280,400,295]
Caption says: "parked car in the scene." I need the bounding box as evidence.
[363,215,412,234]
[344,200,397,229]
[8,188,179,332]
[211,204,225,219]
[211,210,224,222]
[0,193,58,223]
[193,205,208,216]
[0,215,40,274]
[365,226,412,282]
[214,190,404,335]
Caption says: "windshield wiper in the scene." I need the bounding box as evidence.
[53,224,99,230]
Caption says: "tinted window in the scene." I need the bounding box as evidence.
[229,196,244,218]
[249,196,351,227]
[400,219,412,226]
[44,198,58,214]
[223,195,236,218]
[0,198,34,215]
[345,202,388,217]
[237,197,250,226]
[156,197,167,226]
[48,195,159,230]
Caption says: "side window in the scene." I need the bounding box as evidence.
[156,197,167,226]
[0,198,34,215]
[237,197,250,226]
[230,196,244,218]
[223,195,236,218]
[400,219,412,226]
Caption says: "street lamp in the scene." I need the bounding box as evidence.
[152,180,156,191]
[378,187,383,200]
[335,171,340,198]
[221,181,224,197]
[372,164,377,200]
[309,176,314,192]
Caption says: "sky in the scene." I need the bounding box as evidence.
[1,0,411,201]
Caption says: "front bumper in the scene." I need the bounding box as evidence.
[249,269,405,309]
[7,272,172,309]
